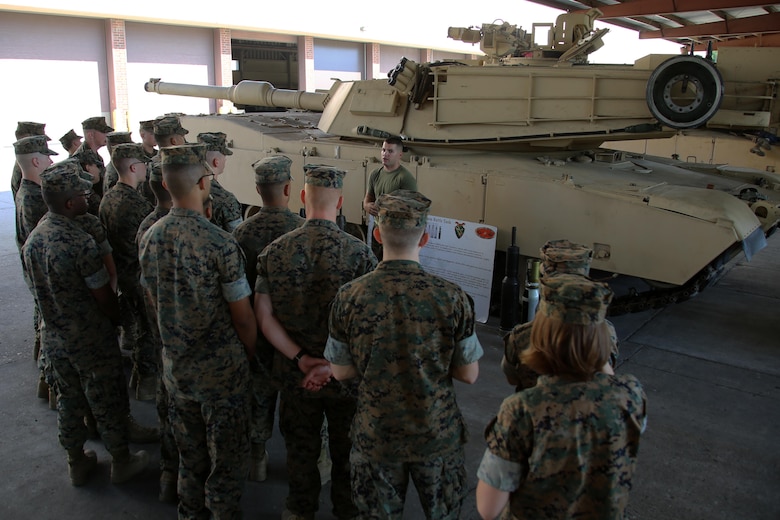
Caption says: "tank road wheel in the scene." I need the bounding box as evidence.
[646,55,724,129]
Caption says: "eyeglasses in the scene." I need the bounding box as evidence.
[129,161,149,168]
[71,190,92,200]
[199,172,215,182]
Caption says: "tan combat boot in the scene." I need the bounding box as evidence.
[110,450,149,484]
[248,443,269,482]
[67,448,97,487]
[134,373,157,401]
[126,414,160,443]
[158,469,177,503]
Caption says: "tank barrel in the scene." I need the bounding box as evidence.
[144,78,327,112]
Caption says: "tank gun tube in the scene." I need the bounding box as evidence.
[144,78,327,112]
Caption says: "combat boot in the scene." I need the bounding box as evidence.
[248,443,268,482]
[126,414,159,443]
[84,411,99,440]
[317,444,332,486]
[110,450,149,484]
[158,470,177,503]
[67,448,97,487]
[48,386,58,410]
[37,374,48,399]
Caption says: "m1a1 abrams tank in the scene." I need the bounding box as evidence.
[144,9,780,313]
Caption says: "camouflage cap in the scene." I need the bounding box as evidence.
[161,143,208,167]
[197,132,233,156]
[153,115,189,136]
[139,119,155,131]
[16,121,50,140]
[59,129,83,148]
[112,143,147,163]
[81,116,114,133]
[376,189,431,229]
[304,165,345,189]
[106,131,133,147]
[40,161,92,194]
[13,135,58,156]
[536,273,613,325]
[253,155,292,184]
[540,239,593,277]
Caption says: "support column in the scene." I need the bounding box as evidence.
[214,28,234,114]
[369,42,381,79]
[106,19,129,131]
[424,48,434,63]
[299,35,316,92]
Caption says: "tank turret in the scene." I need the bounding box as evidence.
[143,12,780,314]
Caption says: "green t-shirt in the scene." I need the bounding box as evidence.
[367,164,417,199]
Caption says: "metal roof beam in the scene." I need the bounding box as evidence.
[580,0,774,18]
[689,32,780,48]
[639,11,780,38]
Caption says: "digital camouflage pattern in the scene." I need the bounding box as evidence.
[233,205,304,446]
[537,274,613,325]
[82,116,114,133]
[255,219,377,395]
[74,142,105,171]
[197,132,233,156]
[326,260,482,461]
[139,207,251,402]
[59,129,82,150]
[350,449,467,519]
[103,162,119,192]
[15,179,47,252]
[210,179,243,232]
[111,142,145,162]
[255,218,375,517]
[375,189,431,230]
[16,121,49,139]
[99,183,156,379]
[478,373,647,519]
[139,207,251,518]
[136,206,170,247]
[153,115,189,137]
[253,155,292,184]
[13,135,58,156]
[303,165,345,189]
[326,259,482,517]
[22,212,131,456]
[539,238,594,277]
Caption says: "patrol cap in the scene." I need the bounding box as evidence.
[197,132,233,156]
[82,116,114,133]
[106,131,133,147]
[139,119,155,132]
[15,121,49,140]
[253,155,292,184]
[161,143,209,167]
[112,143,147,163]
[40,161,92,194]
[153,115,189,136]
[540,239,593,277]
[13,135,58,156]
[536,273,613,325]
[304,165,345,189]
[59,129,83,148]
[376,189,431,229]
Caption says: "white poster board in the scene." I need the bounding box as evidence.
[419,215,497,323]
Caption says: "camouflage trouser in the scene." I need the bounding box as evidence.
[119,287,158,379]
[156,374,178,473]
[250,343,277,446]
[48,349,130,458]
[279,392,357,519]
[168,391,250,520]
[350,448,468,520]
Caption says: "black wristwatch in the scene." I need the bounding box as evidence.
[292,350,305,366]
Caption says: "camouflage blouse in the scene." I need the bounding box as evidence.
[326,260,483,460]
[478,373,647,519]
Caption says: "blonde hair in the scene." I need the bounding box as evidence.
[522,313,611,380]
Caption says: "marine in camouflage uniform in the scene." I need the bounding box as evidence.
[139,143,254,520]
[14,136,57,379]
[99,143,157,400]
[22,162,149,486]
[102,131,134,192]
[198,132,243,232]
[233,155,304,482]
[477,274,647,519]
[59,128,83,157]
[325,190,483,519]
[502,239,620,391]
[11,121,50,202]
[255,165,377,520]
[68,148,104,216]
[74,116,114,197]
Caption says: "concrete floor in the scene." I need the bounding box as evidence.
[1,188,778,520]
